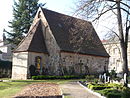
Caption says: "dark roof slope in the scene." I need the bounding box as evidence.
[14,20,48,53]
[42,8,109,57]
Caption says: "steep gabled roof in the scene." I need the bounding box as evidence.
[14,20,48,53]
[14,8,109,57]
[42,8,109,57]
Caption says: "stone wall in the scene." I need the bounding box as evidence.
[37,8,61,75]
[28,52,48,76]
[12,52,28,80]
[59,52,109,75]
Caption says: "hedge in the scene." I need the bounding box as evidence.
[106,92,122,98]
[32,75,85,80]
[0,60,12,69]
[87,83,130,98]
[0,60,12,78]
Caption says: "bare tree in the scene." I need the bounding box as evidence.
[75,0,130,86]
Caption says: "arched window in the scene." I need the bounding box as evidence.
[38,11,41,18]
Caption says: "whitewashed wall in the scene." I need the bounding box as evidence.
[103,42,130,73]
[104,42,124,73]
[12,52,28,80]
[0,44,12,61]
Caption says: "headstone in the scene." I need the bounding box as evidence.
[101,75,104,83]
[107,76,110,83]
[104,73,106,83]
[99,74,102,82]
[124,73,127,84]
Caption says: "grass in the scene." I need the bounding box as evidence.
[12,78,86,84]
[64,96,72,98]
[0,79,85,98]
[0,82,31,98]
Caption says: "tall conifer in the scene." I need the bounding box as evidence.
[6,0,39,45]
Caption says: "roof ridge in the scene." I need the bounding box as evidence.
[41,8,91,24]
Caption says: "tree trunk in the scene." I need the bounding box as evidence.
[116,0,128,87]
[120,43,129,75]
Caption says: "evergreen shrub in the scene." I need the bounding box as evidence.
[0,60,12,78]
[32,75,85,80]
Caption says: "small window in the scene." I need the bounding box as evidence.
[38,11,41,18]
[35,56,42,70]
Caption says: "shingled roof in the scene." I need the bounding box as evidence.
[14,8,109,57]
[42,8,109,57]
[14,20,48,53]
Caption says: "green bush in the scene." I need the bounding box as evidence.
[85,75,94,80]
[97,89,118,96]
[92,86,111,90]
[85,75,95,82]
[0,60,12,78]
[32,75,85,80]
[122,87,130,98]
[86,82,130,98]
[107,83,123,90]
[87,83,112,90]
[106,92,122,98]
[109,70,117,79]
[0,60,12,69]
[87,83,94,89]
[97,89,122,98]
[93,79,98,84]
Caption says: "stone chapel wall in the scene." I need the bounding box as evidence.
[28,52,48,76]
[38,9,61,75]
[60,52,109,75]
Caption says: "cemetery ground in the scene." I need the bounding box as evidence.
[1,75,130,98]
[80,75,130,98]
[0,79,85,98]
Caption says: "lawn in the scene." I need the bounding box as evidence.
[0,79,85,98]
[0,82,31,98]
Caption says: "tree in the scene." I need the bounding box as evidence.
[6,0,39,45]
[75,0,130,86]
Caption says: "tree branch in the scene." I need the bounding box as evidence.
[104,26,120,40]
[92,7,117,22]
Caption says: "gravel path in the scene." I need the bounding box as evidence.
[60,82,100,98]
[13,83,62,98]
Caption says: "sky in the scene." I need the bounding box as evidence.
[0,0,76,40]
[0,0,109,40]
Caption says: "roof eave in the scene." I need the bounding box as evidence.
[60,50,110,58]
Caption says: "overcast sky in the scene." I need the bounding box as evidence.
[0,0,110,40]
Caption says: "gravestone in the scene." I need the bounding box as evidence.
[107,76,110,83]
[124,73,127,83]
[99,74,102,82]
[104,73,107,83]
[124,73,128,86]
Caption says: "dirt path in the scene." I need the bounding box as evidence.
[60,82,100,98]
[13,83,62,98]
